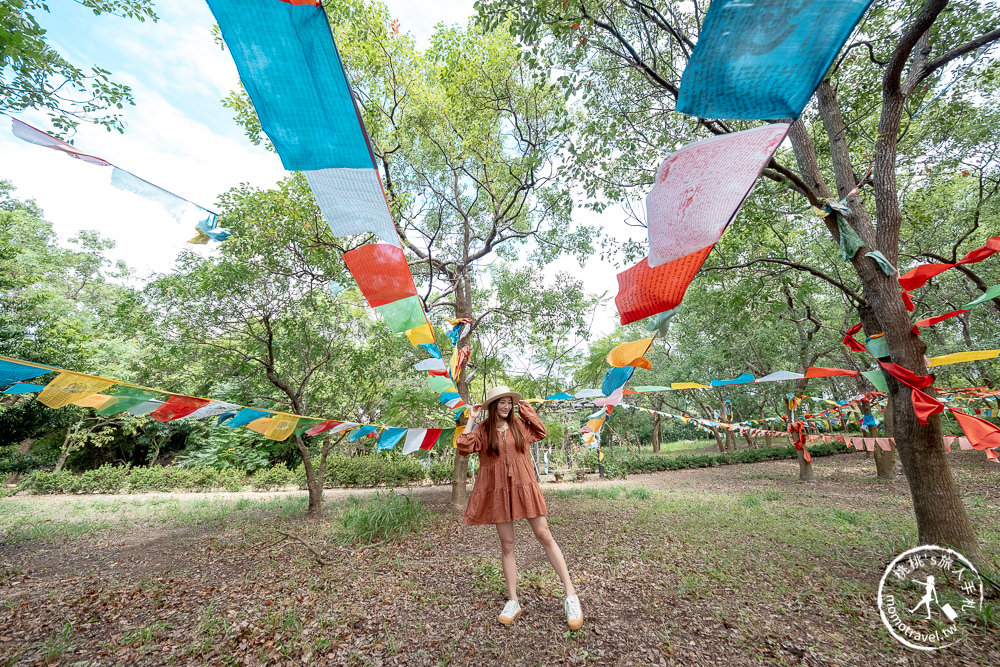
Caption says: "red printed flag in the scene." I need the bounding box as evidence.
[343,244,418,308]
[615,246,713,325]
[149,395,210,422]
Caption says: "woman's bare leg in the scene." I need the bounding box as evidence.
[527,516,576,596]
[495,521,518,601]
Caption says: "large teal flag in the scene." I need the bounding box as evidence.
[676,0,874,120]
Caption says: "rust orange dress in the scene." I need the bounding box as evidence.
[457,403,548,525]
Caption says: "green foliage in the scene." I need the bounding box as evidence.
[249,462,294,491]
[323,455,427,488]
[427,459,454,484]
[0,444,56,476]
[585,442,849,478]
[17,465,252,494]
[333,492,429,545]
[177,429,272,473]
[0,1,157,133]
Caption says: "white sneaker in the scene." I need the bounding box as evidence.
[565,595,583,630]
[498,599,521,625]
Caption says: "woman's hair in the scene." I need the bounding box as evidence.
[483,398,525,456]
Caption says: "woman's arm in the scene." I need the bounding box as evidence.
[516,400,547,442]
[456,407,485,456]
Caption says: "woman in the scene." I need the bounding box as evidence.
[457,385,583,629]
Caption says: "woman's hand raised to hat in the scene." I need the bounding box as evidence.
[468,403,483,423]
[516,400,531,413]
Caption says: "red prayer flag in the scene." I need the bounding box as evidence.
[305,420,343,436]
[915,309,968,327]
[615,246,714,325]
[950,409,1000,450]
[343,244,418,308]
[804,366,859,378]
[420,429,443,449]
[842,323,867,352]
[149,395,210,422]
[910,388,945,424]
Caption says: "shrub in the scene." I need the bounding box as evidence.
[428,460,453,484]
[76,464,130,493]
[334,492,428,545]
[217,467,246,492]
[19,470,79,494]
[249,462,294,491]
[381,458,425,487]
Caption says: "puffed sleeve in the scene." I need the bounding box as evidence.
[456,422,485,456]
[516,403,547,443]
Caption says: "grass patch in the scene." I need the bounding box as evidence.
[551,485,654,501]
[333,492,428,545]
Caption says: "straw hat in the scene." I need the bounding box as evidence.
[483,385,522,408]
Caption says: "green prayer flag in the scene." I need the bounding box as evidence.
[961,283,1000,309]
[860,370,888,393]
[865,251,896,276]
[375,296,426,333]
[96,386,162,416]
[836,213,866,261]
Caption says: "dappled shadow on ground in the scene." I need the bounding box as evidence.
[1,452,997,665]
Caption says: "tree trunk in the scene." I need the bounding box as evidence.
[872,398,895,480]
[295,436,324,516]
[711,427,724,452]
[764,431,773,448]
[651,412,662,453]
[53,427,74,473]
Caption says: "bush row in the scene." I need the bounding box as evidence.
[579,441,850,479]
[16,455,457,495]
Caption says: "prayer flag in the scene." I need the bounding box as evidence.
[349,425,378,442]
[0,357,55,386]
[225,408,271,428]
[150,395,211,422]
[343,244,418,307]
[421,429,444,450]
[1,383,46,394]
[36,372,115,409]
[264,413,300,441]
[928,349,1000,367]
[402,429,427,455]
[676,0,875,119]
[606,338,654,369]
[615,246,714,325]
[374,296,427,333]
[378,427,407,450]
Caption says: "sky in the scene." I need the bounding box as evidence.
[1,0,636,339]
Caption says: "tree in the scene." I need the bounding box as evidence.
[227,5,600,510]
[143,176,435,515]
[484,0,1000,560]
[0,0,157,134]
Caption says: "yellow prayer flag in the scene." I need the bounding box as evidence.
[72,393,114,409]
[453,424,466,448]
[928,349,1000,367]
[671,382,709,390]
[405,321,435,346]
[36,372,115,409]
[586,417,605,433]
[606,338,654,370]
[598,449,604,462]
[265,413,300,441]
[246,417,273,434]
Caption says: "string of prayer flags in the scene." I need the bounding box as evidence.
[36,372,115,409]
[0,357,55,386]
[205,0,397,245]
[646,124,790,267]
[9,119,228,243]
[676,0,875,120]
[606,338,654,370]
[149,395,211,422]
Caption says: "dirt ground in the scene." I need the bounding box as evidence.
[1,451,998,666]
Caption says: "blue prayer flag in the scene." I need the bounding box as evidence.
[711,373,755,387]
[0,359,53,386]
[378,427,407,450]
[676,0,874,120]
[349,425,378,442]
[1,383,47,394]
[226,408,271,429]
[601,367,635,397]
